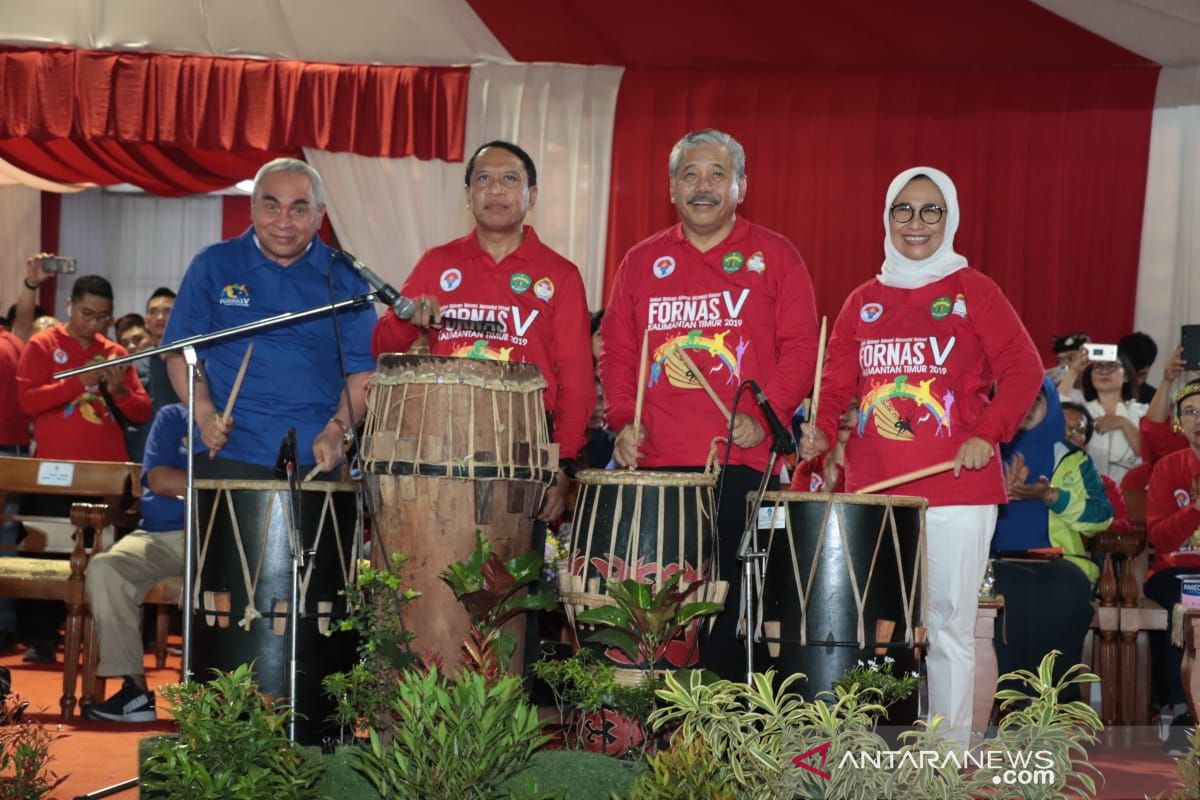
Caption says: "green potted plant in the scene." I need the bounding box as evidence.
[140,664,326,800]
[0,695,65,800]
[831,655,920,739]
[574,572,721,675]
[532,649,658,756]
[442,529,558,677]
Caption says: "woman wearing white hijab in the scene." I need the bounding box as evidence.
[803,167,1043,746]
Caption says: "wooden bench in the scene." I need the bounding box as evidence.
[0,455,181,718]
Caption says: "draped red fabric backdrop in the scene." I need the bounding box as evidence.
[0,47,469,195]
[603,67,1159,361]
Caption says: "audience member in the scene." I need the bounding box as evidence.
[992,380,1113,702]
[141,288,180,415]
[1142,378,1200,753]
[1048,332,1089,386]
[1140,345,1189,470]
[1066,354,1147,484]
[1062,400,1132,532]
[1119,331,1159,403]
[83,403,190,722]
[16,274,152,462]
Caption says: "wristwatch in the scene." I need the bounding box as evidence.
[559,458,578,480]
[328,417,355,445]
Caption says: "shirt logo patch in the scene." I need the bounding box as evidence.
[860,303,884,323]
[533,277,555,303]
[652,256,675,279]
[1176,489,1192,509]
[952,293,967,318]
[51,348,68,364]
[510,272,532,294]
[722,251,744,274]
[219,284,251,307]
[747,251,766,273]
[930,296,952,320]
[440,268,463,292]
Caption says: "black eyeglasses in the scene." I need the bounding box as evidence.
[889,203,945,225]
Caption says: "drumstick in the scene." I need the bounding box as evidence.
[207,343,253,460]
[809,316,827,426]
[676,348,731,422]
[303,465,322,482]
[855,460,956,495]
[633,329,650,430]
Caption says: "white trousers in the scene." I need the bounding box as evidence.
[924,504,997,748]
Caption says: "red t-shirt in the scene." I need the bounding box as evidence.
[1146,447,1200,578]
[600,217,819,471]
[0,330,30,446]
[372,227,594,460]
[815,268,1043,507]
[16,324,151,461]
[1140,416,1188,468]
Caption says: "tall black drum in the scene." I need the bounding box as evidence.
[757,491,926,706]
[191,479,361,746]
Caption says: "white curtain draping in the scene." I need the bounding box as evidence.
[0,0,508,66]
[56,189,222,319]
[1133,66,1200,364]
[307,61,622,310]
[0,156,89,193]
[0,186,42,315]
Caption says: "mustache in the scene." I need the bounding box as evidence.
[687,192,720,205]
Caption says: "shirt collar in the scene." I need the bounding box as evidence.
[461,225,542,264]
[247,228,321,271]
[667,216,750,250]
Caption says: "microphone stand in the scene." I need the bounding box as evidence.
[55,292,377,781]
[735,422,792,686]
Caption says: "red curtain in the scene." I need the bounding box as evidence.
[0,138,297,196]
[0,47,469,160]
[605,66,1159,361]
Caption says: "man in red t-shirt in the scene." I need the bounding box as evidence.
[372,140,594,522]
[600,129,820,680]
[17,274,151,462]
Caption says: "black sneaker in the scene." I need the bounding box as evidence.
[82,678,156,723]
[1162,713,1195,756]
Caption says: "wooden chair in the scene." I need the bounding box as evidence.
[0,502,107,719]
[1085,483,1166,725]
[973,595,1003,735]
[0,455,181,717]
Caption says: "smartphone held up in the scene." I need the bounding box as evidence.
[40,256,77,274]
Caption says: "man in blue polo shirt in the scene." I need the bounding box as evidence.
[83,403,192,722]
[162,158,377,476]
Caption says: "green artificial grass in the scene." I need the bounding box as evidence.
[141,739,643,800]
[504,749,646,799]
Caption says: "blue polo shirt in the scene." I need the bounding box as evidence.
[140,404,191,532]
[162,228,378,467]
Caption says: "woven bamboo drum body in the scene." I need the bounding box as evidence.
[563,468,721,670]
[363,354,557,673]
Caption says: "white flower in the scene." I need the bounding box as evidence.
[883,656,895,665]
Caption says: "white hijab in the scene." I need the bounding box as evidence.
[878,166,968,290]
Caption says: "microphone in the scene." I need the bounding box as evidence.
[333,250,500,333]
[335,250,416,319]
[746,380,796,455]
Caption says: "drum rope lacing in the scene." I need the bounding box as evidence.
[770,498,920,649]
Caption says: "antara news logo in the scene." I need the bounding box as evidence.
[793,743,1057,788]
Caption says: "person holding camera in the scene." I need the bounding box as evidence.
[1062,353,1147,485]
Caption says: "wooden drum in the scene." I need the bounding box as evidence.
[191,479,361,746]
[560,469,726,675]
[362,354,558,673]
[757,491,927,701]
